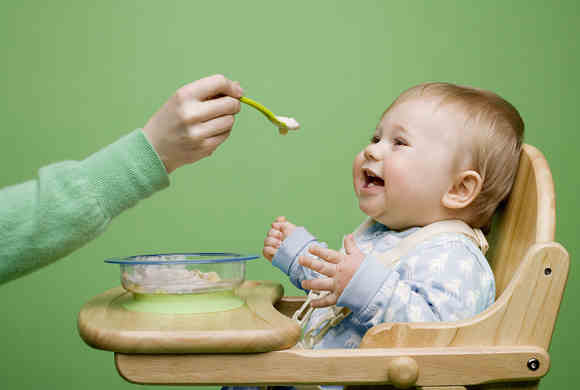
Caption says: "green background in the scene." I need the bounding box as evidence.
[1,1,578,388]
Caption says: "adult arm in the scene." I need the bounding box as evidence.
[0,74,244,285]
[0,129,168,284]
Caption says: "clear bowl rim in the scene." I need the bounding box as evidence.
[104,252,260,265]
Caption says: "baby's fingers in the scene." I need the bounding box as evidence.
[310,292,338,308]
[301,277,334,293]
[267,228,283,240]
[262,246,276,262]
[264,236,281,249]
[272,221,296,237]
[298,255,336,277]
[343,234,362,256]
[309,245,341,264]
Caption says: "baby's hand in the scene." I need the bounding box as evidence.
[299,234,364,308]
[142,74,244,174]
[262,216,296,262]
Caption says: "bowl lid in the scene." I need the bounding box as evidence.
[104,252,260,265]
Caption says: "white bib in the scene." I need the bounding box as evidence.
[293,219,488,349]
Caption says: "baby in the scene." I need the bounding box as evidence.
[263,82,524,351]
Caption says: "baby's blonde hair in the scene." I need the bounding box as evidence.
[386,82,524,231]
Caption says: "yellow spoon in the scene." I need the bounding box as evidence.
[239,96,300,135]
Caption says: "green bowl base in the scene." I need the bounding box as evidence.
[122,290,244,314]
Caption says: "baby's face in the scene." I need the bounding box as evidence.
[352,96,473,230]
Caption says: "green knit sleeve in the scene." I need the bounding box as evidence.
[0,129,169,285]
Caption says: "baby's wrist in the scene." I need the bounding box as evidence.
[272,227,317,275]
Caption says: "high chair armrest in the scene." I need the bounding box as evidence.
[360,242,569,351]
[114,345,549,388]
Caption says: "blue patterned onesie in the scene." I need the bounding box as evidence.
[223,220,495,390]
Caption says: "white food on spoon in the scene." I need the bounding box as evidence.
[275,116,300,130]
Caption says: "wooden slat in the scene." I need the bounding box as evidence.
[115,346,549,387]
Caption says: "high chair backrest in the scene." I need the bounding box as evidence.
[486,144,556,298]
[360,144,569,356]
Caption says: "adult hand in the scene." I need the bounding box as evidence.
[262,216,297,262]
[142,74,244,174]
[299,234,365,307]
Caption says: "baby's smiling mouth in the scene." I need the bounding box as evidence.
[363,168,385,188]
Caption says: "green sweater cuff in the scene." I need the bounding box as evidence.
[81,129,170,219]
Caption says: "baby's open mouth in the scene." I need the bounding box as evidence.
[363,169,384,187]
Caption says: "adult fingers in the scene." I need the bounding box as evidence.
[298,255,336,277]
[181,96,241,125]
[309,245,341,264]
[182,74,244,101]
[188,115,235,140]
[196,130,232,156]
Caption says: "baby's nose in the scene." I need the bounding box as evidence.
[364,143,381,161]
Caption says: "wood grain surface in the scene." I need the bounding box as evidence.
[78,280,301,353]
[114,345,549,386]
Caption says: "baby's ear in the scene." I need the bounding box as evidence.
[441,170,483,210]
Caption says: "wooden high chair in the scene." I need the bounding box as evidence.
[85,144,569,390]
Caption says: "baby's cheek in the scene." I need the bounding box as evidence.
[384,159,409,188]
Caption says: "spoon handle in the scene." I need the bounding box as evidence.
[239,96,287,133]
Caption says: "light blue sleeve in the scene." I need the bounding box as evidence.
[338,236,495,328]
[272,227,329,292]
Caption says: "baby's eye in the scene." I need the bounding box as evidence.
[370,135,381,144]
[393,138,408,147]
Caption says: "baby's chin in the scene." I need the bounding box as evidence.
[357,202,386,223]
[357,205,409,230]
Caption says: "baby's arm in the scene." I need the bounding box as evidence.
[341,238,495,329]
[263,217,330,291]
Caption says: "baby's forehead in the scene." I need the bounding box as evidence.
[379,95,467,131]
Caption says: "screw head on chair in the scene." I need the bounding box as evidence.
[527,358,540,371]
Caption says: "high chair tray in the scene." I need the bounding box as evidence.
[78,280,301,353]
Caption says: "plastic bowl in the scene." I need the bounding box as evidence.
[105,252,259,295]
